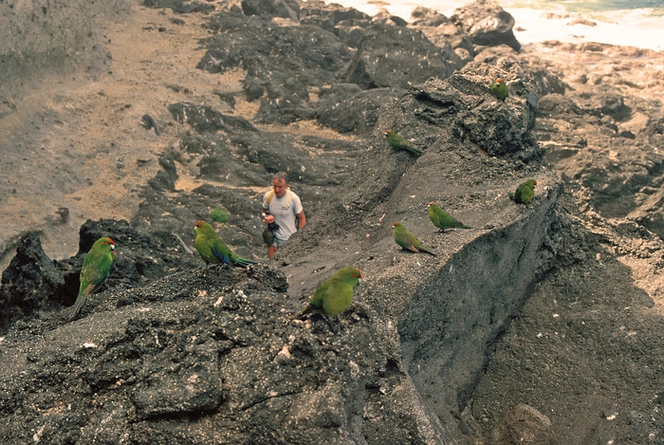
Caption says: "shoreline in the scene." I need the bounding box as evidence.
[327,0,664,51]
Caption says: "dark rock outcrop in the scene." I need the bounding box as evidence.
[346,24,461,90]
[465,46,567,98]
[168,102,258,133]
[1,264,381,444]
[316,87,404,135]
[0,219,201,334]
[0,233,66,331]
[143,0,215,14]
[409,73,539,158]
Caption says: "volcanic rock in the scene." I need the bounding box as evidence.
[451,0,522,52]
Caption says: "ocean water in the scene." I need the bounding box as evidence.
[323,0,664,50]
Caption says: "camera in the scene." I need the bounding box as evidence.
[263,209,280,232]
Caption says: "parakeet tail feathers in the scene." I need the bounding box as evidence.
[292,305,314,320]
[405,145,423,155]
[69,297,86,321]
[232,256,257,267]
[418,246,437,256]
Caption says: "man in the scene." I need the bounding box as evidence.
[261,172,306,258]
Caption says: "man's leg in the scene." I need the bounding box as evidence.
[267,245,277,258]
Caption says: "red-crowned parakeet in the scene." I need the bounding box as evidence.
[491,78,509,101]
[392,222,436,255]
[385,130,423,155]
[509,179,537,204]
[427,202,471,232]
[296,266,362,318]
[69,237,116,320]
[194,220,256,268]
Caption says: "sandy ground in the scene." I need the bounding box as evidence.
[0,5,237,264]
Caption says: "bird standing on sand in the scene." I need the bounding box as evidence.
[392,222,437,255]
[295,267,362,318]
[491,78,509,101]
[194,220,256,269]
[385,130,423,155]
[427,202,471,232]
[509,179,537,204]
[69,237,116,320]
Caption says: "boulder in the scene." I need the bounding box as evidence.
[300,0,371,29]
[410,6,449,27]
[240,0,300,22]
[416,21,475,67]
[490,404,554,445]
[451,0,521,52]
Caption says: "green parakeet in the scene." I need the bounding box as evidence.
[427,202,471,232]
[69,237,116,320]
[392,222,436,256]
[296,267,362,318]
[194,220,257,268]
[509,179,537,204]
[491,78,509,101]
[385,130,423,155]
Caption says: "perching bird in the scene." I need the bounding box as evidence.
[392,222,437,255]
[385,130,423,155]
[69,237,116,320]
[295,267,362,319]
[509,179,537,204]
[194,220,257,268]
[427,202,471,232]
[491,78,509,101]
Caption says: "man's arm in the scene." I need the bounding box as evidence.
[296,210,306,229]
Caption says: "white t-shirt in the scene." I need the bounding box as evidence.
[263,190,303,242]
